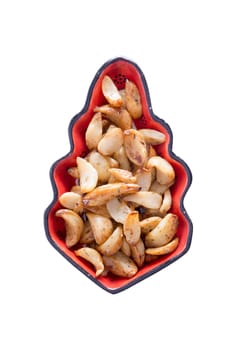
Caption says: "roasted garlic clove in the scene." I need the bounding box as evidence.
[75,247,104,277]
[106,197,132,224]
[86,150,110,183]
[135,168,152,191]
[139,216,162,234]
[108,168,136,183]
[55,209,84,248]
[145,237,179,255]
[125,79,142,119]
[113,145,131,171]
[159,189,172,215]
[123,191,162,209]
[123,129,147,167]
[130,238,145,267]
[79,221,95,244]
[86,212,113,245]
[138,128,166,145]
[83,183,140,207]
[119,88,126,106]
[145,213,179,248]
[84,205,110,218]
[150,179,174,194]
[97,127,123,156]
[121,237,131,257]
[76,157,98,193]
[85,112,103,150]
[102,75,123,107]
[59,191,83,213]
[147,156,175,185]
[97,226,123,256]
[94,105,132,130]
[123,211,141,246]
[67,166,79,179]
[103,251,138,278]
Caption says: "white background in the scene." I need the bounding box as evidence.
[1,0,232,349]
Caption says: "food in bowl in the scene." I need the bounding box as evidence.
[44,57,192,293]
[55,75,179,278]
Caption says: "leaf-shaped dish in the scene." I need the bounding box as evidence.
[44,57,193,294]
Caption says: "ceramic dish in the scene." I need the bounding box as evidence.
[44,57,193,294]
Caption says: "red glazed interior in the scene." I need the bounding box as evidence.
[45,58,192,293]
